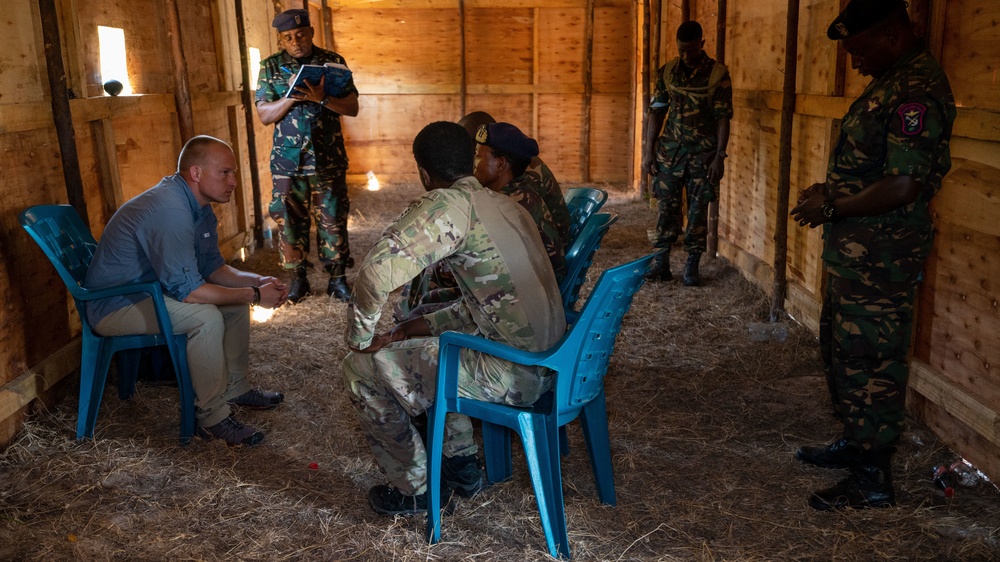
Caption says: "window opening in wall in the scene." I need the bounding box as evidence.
[249,47,261,87]
[98,26,132,95]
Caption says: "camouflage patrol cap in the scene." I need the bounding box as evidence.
[827,0,907,40]
[273,9,310,32]
[475,122,539,161]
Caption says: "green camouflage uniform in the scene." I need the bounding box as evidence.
[820,47,955,451]
[649,53,732,253]
[395,172,568,321]
[526,157,572,248]
[343,176,566,495]
[256,47,358,274]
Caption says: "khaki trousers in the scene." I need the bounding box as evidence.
[94,298,252,427]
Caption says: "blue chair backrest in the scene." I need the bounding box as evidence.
[19,205,97,299]
[564,187,608,245]
[550,253,655,413]
[560,212,618,313]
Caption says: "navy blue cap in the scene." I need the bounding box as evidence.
[827,0,907,40]
[475,122,539,161]
[273,9,310,32]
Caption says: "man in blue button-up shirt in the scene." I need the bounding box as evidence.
[85,136,289,446]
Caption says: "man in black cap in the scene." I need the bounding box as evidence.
[255,8,359,303]
[791,0,955,510]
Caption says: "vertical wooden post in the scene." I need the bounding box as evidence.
[459,0,467,118]
[236,0,266,247]
[706,0,727,257]
[164,0,195,143]
[581,0,594,183]
[637,0,651,196]
[770,0,800,321]
[321,0,334,49]
[39,0,88,225]
[532,6,540,139]
[681,0,691,22]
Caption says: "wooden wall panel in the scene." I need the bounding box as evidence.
[726,0,786,92]
[111,113,181,202]
[466,8,534,87]
[178,0,223,94]
[796,0,838,95]
[333,9,462,91]
[464,94,533,131]
[537,93,583,182]
[76,0,174,97]
[1,0,45,105]
[589,93,630,182]
[592,6,630,91]
[537,7,584,87]
[941,0,1000,112]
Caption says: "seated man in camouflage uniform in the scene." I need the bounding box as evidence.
[343,121,566,515]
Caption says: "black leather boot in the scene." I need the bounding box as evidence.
[287,268,310,304]
[644,250,672,282]
[796,437,863,469]
[809,448,896,510]
[682,252,702,286]
[327,264,352,302]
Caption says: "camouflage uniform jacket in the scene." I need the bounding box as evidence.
[650,53,733,158]
[347,176,565,355]
[525,157,571,245]
[255,47,358,176]
[502,174,567,282]
[823,47,955,283]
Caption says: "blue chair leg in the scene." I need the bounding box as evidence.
[169,335,195,445]
[425,404,449,545]
[115,349,142,400]
[482,421,513,484]
[559,425,570,457]
[77,339,114,440]
[518,412,570,560]
[579,391,616,506]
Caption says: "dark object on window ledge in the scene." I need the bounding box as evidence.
[103,80,123,96]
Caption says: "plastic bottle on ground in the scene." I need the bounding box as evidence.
[932,464,956,497]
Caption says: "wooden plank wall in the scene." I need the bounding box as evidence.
[330,0,634,183]
[653,0,1000,479]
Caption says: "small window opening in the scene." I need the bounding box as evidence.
[98,26,132,95]
[249,47,262,87]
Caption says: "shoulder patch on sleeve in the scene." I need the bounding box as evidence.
[896,102,927,136]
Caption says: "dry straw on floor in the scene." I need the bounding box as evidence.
[1,182,998,561]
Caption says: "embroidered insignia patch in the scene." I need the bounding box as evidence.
[867,99,881,112]
[897,102,927,136]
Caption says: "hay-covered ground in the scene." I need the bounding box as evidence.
[2,181,999,561]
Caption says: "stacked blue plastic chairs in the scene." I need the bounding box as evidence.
[426,252,658,559]
[560,212,618,324]
[19,205,195,444]
[563,187,608,247]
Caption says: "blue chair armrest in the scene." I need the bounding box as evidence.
[78,281,165,302]
[438,331,548,368]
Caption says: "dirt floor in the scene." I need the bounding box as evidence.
[2,181,999,561]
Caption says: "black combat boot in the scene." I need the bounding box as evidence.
[809,448,896,510]
[796,436,864,469]
[682,252,702,286]
[327,264,352,302]
[287,267,310,304]
[644,249,672,282]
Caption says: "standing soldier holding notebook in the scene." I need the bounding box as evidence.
[255,8,360,303]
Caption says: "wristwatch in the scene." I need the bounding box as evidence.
[319,97,329,108]
[821,199,838,222]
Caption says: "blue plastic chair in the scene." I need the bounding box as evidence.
[426,252,658,559]
[563,187,608,247]
[560,212,618,324]
[19,205,195,444]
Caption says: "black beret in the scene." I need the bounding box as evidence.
[475,122,539,161]
[827,0,907,40]
[273,9,310,32]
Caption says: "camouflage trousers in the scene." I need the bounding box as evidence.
[342,336,552,495]
[651,151,717,253]
[269,172,351,274]
[820,271,917,452]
